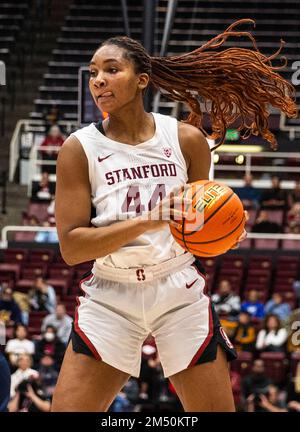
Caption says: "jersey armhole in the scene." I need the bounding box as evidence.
[69,131,93,187]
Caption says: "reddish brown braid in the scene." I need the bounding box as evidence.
[101,19,298,150]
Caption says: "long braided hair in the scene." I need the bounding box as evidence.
[100,19,297,151]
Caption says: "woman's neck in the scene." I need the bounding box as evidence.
[103,106,155,145]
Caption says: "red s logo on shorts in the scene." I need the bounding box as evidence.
[136,269,146,281]
[219,327,234,349]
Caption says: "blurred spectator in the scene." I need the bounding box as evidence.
[259,175,287,209]
[47,198,55,224]
[288,180,300,208]
[27,215,40,226]
[252,210,282,233]
[109,391,131,412]
[235,173,260,209]
[265,293,291,322]
[41,304,73,345]
[34,325,65,369]
[232,312,256,352]
[43,104,61,131]
[5,324,35,368]
[286,364,300,412]
[122,378,139,407]
[241,290,265,319]
[35,221,59,243]
[10,354,39,398]
[0,351,11,412]
[211,280,241,320]
[37,354,58,398]
[8,374,51,412]
[242,359,271,400]
[31,172,55,203]
[13,290,30,326]
[287,203,300,234]
[246,384,287,412]
[40,125,65,174]
[230,369,242,409]
[0,287,23,326]
[256,314,288,353]
[109,378,140,412]
[29,277,56,314]
[139,337,159,401]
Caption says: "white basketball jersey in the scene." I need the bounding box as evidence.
[71,112,192,268]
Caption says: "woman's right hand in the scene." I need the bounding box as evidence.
[140,185,193,232]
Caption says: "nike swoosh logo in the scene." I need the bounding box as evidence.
[98,154,113,163]
[186,279,198,289]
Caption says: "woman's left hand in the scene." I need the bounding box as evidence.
[231,210,249,250]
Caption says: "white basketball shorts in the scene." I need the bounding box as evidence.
[71,254,237,378]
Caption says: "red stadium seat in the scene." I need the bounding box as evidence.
[282,240,300,250]
[239,238,251,249]
[246,209,257,227]
[15,279,33,293]
[259,352,288,384]
[231,351,253,377]
[273,284,295,292]
[27,202,50,222]
[201,257,217,271]
[53,253,67,264]
[254,239,279,250]
[3,248,28,263]
[221,255,244,267]
[267,210,284,225]
[0,263,21,281]
[249,256,272,266]
[21,263,48,279]
[13,232,36,242]
[28,249,55,263]
[290,352,300,377]
[46,278,69,296]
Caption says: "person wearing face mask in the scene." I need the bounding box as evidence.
[41,303,73,345]
[34,325,65,370]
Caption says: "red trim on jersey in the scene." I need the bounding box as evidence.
[73,273,102,360]
[192,262,208,295]
[188,297,214,368]
[79,273,94,294]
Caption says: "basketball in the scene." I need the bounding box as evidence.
[170,180,246,257]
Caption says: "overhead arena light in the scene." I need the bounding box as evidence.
[216,145,263,153]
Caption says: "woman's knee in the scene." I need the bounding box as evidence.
[51,342,130,412]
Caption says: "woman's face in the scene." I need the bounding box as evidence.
[267,316,279,330]
[88,44,149,115]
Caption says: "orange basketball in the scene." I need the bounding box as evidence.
[170,180,245,257]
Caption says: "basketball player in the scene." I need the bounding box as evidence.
[52,21,296,412]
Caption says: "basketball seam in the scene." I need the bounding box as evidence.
[183,191,235,237]
[184,214,245,245]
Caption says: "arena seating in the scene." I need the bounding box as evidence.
[29,0,300,121]
[0,2,30,67]
[30,0,144,121]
